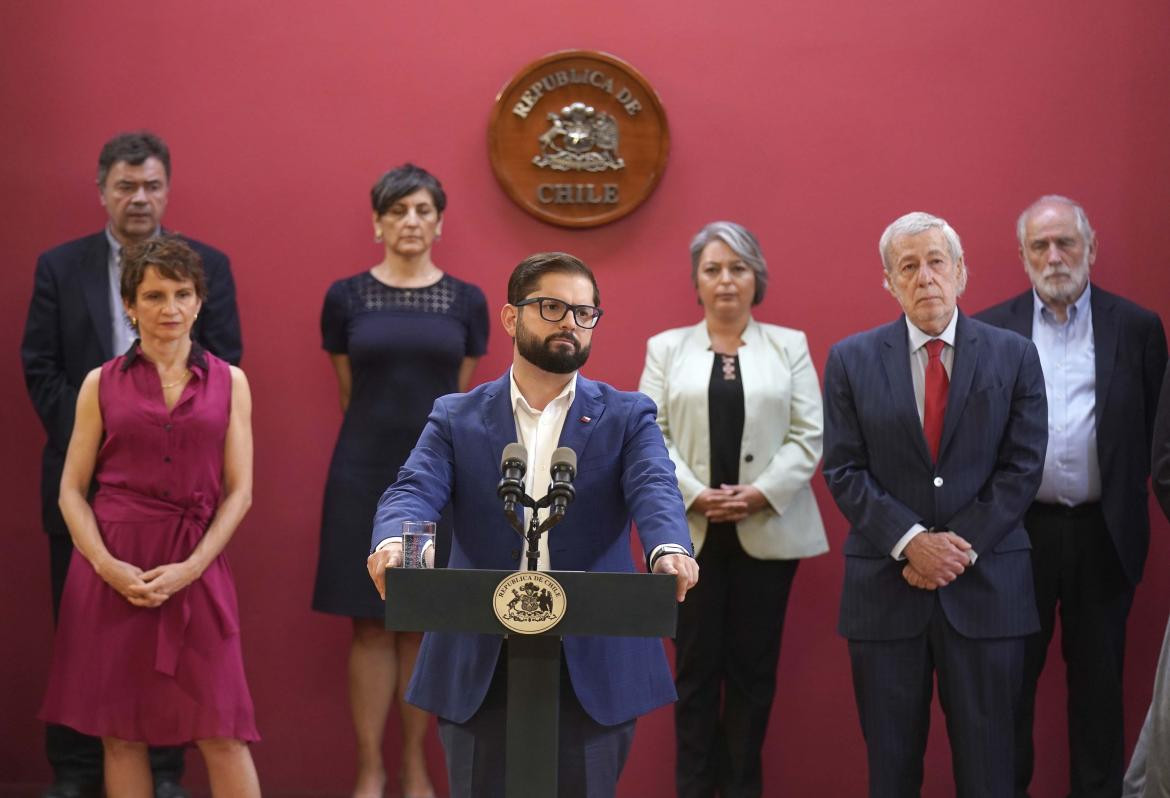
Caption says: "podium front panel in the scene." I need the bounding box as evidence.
[384,568,677,638]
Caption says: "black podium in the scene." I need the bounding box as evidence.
[385,567,678,798]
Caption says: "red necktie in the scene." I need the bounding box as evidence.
[923,339,948,461]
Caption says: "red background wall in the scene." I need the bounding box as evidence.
[2,1,1168,794]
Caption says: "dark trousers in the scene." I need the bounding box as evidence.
[848,602,1025,798]
[437,648,635,798]
[1015,503,1135,798]
[47,535,186,787]
[673,525,799,798]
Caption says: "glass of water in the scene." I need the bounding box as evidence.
[401,520,437,569]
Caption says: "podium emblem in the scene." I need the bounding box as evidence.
[488,50,670,228]
[493,572,567,634]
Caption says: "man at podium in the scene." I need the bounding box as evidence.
[367,252,699,798]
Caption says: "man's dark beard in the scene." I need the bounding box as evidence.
[516,326,590,374]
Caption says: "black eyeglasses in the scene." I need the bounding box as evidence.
[514,297,604,328]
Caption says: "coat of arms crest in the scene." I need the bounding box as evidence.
[493,572,567,634]
[502,581,558,622]
[488,50,669,227]
[533,102,625,172]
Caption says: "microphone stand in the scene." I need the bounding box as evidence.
[504,492,568,572]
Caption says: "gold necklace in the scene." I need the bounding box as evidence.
[160,370,191,390]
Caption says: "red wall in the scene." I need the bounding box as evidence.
[2,1,1169,794]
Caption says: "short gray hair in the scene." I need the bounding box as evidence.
[1016,195,1094,246]
[689,221,768,305]
[879,211,967,295]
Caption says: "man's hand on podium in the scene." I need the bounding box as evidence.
[367,541,404,600]
[653,553,699,602]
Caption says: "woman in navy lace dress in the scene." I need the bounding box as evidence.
[313,164,488,798]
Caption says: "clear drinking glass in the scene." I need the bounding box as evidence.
[401,520,437,569]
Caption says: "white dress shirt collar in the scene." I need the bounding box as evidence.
[905,308,958,353]
[509,368,577,416]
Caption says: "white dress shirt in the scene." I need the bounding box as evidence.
[510,368,577,571]
[907,313,956,426]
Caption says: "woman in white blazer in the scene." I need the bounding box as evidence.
[639,221,828,798]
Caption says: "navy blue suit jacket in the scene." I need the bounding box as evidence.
[823,312,1048,640]
[20,231,242,537]
[372,371,692,725]
[976,286,1167,585]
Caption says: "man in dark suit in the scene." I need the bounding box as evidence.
[20,131,242,798]
[366,252,698,798]
[823,211,1048,797]
[976,195,1167,798]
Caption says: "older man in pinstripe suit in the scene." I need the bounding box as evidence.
[822,211,1048,797]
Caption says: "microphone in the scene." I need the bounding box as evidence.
[498,443,528,516]
[546,447,577,517]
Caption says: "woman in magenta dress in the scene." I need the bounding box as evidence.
[40,237,260,797]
